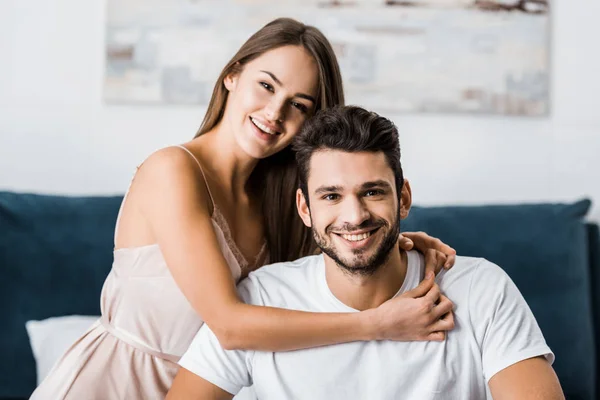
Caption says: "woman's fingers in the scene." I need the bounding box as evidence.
[397,234,414,251]
[431,295,454,320]
[401,271,435,298]
[426,331,446,341]
[425,296,455,341]
[402,231,457,270]
[423,282,441,306]
[444,252,456,269]
[428,311,455,333]
[424,249,448,276]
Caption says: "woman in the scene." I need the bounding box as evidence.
[31,18,455,399]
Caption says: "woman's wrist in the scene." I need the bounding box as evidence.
[358,308,382,341]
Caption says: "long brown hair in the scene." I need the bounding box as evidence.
[195,18,345,263]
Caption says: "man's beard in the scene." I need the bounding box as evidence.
[312,211,401,277]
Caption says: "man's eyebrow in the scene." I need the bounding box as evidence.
[259,70,316,104]
[314,185,343,195]
[360,180,393,190]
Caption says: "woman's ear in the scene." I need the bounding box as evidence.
[224,72,238,92]
[296,188,312,228]
[400,179,412,219]
[224,64,241,91]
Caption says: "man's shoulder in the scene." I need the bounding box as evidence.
[237,255,324,303]
[438,255,511,294]
[449,255,498,273]
[250,254,323,280]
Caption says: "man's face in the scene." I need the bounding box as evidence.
[297,150,409,276]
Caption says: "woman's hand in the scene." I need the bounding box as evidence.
[370,272,455,341]
[399,231,456,276]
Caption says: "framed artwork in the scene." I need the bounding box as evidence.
[105,0,550,116]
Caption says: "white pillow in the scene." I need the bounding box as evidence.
[26,315,99,384]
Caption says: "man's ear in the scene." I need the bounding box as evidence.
[400,179,412,220]
[296,188,312,228]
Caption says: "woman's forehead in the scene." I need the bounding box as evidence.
[245,46,319,95]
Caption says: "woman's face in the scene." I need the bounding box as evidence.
[223,45,320,159]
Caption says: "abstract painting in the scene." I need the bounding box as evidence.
[105,0,550,116]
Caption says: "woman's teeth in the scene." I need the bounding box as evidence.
[251,117,278,135]
[342,232,371,242]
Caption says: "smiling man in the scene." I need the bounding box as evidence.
[168,106,564,400]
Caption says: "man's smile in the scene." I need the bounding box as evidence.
[332,227,381,249]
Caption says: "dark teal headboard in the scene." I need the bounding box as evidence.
[587,223,600,391]
[402,200,596,399]
[1,192,597,399]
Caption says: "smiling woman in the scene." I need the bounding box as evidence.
[30,18,456,400]
[220,45,319,160]
[194,19,344,263]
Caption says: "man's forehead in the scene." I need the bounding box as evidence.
[307,150,394,190]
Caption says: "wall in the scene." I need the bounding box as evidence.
[1,0,599,222]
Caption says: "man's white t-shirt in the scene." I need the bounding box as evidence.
[180,251,554,399]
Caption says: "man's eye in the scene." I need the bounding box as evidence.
[323,194,339,201]
[260,82,274,92]
[365,190,383,197]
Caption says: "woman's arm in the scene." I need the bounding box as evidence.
[135,148,453,351]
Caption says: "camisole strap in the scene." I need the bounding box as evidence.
[113,145,216,248]
[174,144,216,209]
[113,167,138,248]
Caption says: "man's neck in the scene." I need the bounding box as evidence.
[323,245,408,311]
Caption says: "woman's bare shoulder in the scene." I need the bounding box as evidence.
[132,145,212,212]
[139,146,198,174]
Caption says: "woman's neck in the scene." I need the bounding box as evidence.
[188,122,259,198]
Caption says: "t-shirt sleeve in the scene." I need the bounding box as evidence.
[178,276,262,395]
[468,260,555,383]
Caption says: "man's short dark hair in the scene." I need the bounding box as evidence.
[293,105,404,204]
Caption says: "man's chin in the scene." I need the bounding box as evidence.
[334,254,378,271]
[335,261,380,276]
[343,251,372,263]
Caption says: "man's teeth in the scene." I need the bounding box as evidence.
[341,232,371,242]
[251,117,277,135]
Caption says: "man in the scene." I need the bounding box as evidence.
[168,106,564,399]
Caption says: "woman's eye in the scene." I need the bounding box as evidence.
[291,101,308,114]
[260,82,274,92]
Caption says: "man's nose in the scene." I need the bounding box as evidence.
[341,197,370,228]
